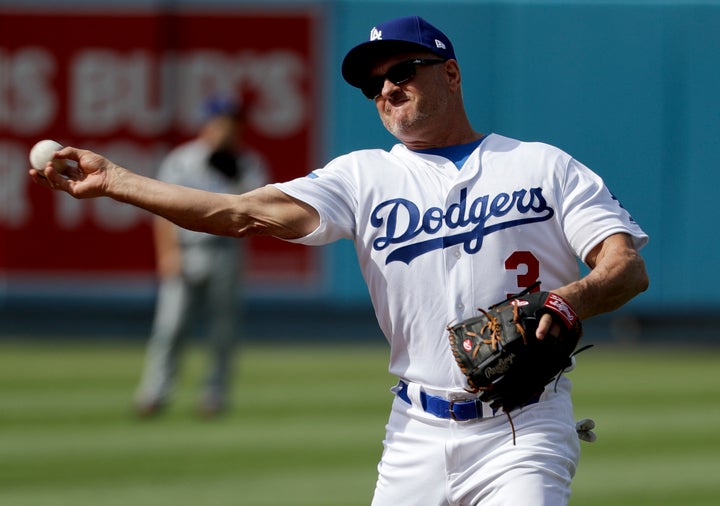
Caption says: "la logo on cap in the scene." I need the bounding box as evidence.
[370,27,382,40]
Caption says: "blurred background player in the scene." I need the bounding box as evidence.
[134,95,269,417]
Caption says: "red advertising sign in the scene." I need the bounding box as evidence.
[0,7,323,287]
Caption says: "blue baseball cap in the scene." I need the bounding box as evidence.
[201,94,243,122]
[342,16,456,88]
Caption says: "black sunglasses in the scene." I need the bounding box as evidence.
[361,58,447,100]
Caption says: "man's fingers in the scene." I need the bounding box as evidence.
[536,314,561,340]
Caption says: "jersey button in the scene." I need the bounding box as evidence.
[457,303,465,311]
[454,250,462,259]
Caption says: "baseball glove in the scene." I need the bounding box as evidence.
[448,285,585,441]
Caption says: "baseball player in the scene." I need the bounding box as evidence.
[135,95,269,417]
[32,15,648,505]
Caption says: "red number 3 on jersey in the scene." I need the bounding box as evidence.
[505,251,540,298]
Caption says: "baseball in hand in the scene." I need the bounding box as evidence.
[29,139,68,174]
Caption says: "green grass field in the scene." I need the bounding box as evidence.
[1,340,719,505]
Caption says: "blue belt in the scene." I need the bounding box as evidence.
[396,381,485,421]
[396,381,541,421]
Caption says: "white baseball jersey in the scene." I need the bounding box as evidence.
[274,133,647,391]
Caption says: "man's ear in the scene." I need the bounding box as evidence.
[444,60,462,91]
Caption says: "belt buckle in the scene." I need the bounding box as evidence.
[448,399,466,422]
[449,397,482,421]
[448,399,461,421]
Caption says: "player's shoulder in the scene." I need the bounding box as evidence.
[338,147,396,162]
[482,134,575,174]
[238,148,269,170]
[162,138,206,164]
[158,139,207,179]
[484,133,571,159]
[321,147,398,172]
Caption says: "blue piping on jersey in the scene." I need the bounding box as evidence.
[412,136,486,170]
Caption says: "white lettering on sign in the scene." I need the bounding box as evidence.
[0,47,57,134]
[70,48,307,137]
[1,47,308,137]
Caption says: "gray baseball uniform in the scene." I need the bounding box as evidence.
[135,137,268,414]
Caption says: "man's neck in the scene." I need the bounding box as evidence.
[398,111,483,149]
[402,129,484,150]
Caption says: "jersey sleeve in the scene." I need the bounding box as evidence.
[271,155,359,245]
[560,157,649,262]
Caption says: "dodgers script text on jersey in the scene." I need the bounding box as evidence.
[371,186,554,264]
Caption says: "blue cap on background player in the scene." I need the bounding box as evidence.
[201,94,244,123]
[342,16,456,89]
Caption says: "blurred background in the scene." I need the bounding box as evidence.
[1,1,719,505]
[2,0,719,343]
